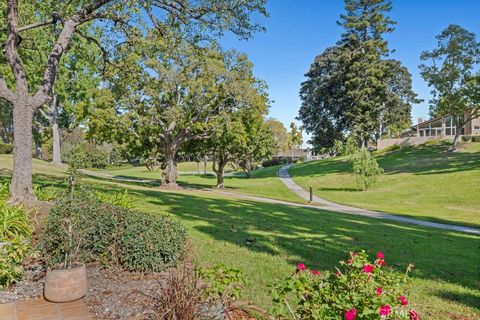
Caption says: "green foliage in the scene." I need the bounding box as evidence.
[119,211,187,272]
[69,143,109,169]
[0,143,13,154]
[271,251,415,320]
[420,24,480,128]
[197,264,245,301]
[33,185,63,202]
[350,148,384,191]
[299,1,418,150]
[0,183,32,289]
[41,190,187,272]
[96,189,137,209]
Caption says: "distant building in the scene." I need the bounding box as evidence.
[273,148,324,162]
[400,113,480,138]
[377,112,480,150]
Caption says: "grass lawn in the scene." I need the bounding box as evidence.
[289,142,480,228]
[1,156,479,319]
[96,161,232,176]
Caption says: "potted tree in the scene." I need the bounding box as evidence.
[43,215,88,302]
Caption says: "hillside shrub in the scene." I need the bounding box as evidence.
[33,185,63,202]
[69,143,109,169]
[271,251,417,320]
[350,148,383,191]
[0,183,32,289]
[262,158,286,167]
[41,190,187,272]
[0,143,13,154]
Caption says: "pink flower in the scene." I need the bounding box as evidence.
[363,264,375,273]
[375,287,382,296]
[335,271,341,278]
[376,251,385,259]
[344,308,358,320]
[311,269,321,275]
[379,305,391,317]
[347,259,353,265]
[398,295,408,306]
[377,259,386,266]
[409,310,420,320]
[297,263,306,271]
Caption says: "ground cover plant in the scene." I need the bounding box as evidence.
[0,158,478,319]
[0,183,33,288]
[290,143,480,227]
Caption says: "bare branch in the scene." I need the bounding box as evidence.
[18,19,54,33]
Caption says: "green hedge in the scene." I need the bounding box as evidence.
[0,143,13,154]
[41,191,187,272]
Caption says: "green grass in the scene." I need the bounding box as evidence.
[96,161,231,175]
[289,143,480,228]
[1,155,479,318]
[176,165,304,203]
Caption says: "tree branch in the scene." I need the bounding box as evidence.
[0,77,14,104]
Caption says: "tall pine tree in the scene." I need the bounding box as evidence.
[299,0,418,150]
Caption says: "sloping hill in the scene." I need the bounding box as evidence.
[289,142,480,227]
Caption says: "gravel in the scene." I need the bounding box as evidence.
[0,261,164,319]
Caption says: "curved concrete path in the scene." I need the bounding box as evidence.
[279,164,480,235]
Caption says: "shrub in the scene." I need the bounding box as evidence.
[41,190,187,272]
[0,143,13,154]
[271,251,417,320]
[0,183,32,289]
[146,261,254,320]
[350,148,383,191]
[69,143,109,169]
[373,143,401,155]
[262,158,286,167]
[119,210,187,272]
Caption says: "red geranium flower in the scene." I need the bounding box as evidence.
[379,305,391,317]
[297,263,306,271]
[377,259,386,266]
[363,264,375,273]
[311,269,321,275]
[335,271,341,278]
[398,296,408,305]
[409,309,420,320]
[375,287,382,296]
[344,308,358,320]
[376,251,385,259]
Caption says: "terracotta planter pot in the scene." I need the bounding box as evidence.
[44,263,88,303]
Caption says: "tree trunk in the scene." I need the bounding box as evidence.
[162,145,178,188]
[452,125,461,151]
[50,94,62,165]
[213,158,226,188]
[9,101,37,204]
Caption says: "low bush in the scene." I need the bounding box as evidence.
[463,135,480,143]
[120,210,187,272]
[41,190,187,272]
[271,251,417,320]
[69,143,109,169]
[0,143,13,154]
[0,183,32,289]
[262,158,286,167]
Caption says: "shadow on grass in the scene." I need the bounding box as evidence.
[434,290,480,310]
[2,171,479,294]
[91,184,479,293]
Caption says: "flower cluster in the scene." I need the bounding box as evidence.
[271,250,419,320]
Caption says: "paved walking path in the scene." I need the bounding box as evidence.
[83,166,480,235]
[0,298,91,320]
[278,164,480,235]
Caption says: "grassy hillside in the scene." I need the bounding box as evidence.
[0,155,303,203]
[289,143,480,227]
[0,155,479,318]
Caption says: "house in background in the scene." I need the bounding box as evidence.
[377,112,480,150]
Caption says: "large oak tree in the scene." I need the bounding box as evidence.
[0,0,267,204]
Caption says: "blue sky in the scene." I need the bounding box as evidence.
[220,0,480,146]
